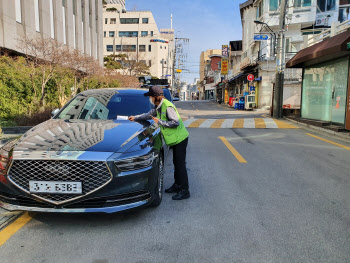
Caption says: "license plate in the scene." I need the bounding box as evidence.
[29,181,82,194]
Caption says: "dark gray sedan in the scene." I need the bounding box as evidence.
[0,89,168,213]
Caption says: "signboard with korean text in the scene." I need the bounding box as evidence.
[222,45,229,57]
[254,35,269,41]
[221,58,228,75]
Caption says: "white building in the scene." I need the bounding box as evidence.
[0,0,103,64]
[103,4,173,81]
[237,0,341,109]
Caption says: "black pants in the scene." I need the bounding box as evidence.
[172,137,189,190]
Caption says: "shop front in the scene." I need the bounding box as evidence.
[287,30,350,130]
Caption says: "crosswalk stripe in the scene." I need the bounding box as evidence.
[199,119,216,128]
[210,119,225,128]
[254,118,266,128]
[221,119,235,128]
[183,119,197,127]
[188,119,206,128]
[182,118,297,129]
[274,119,298,129]
[243,118,255,128]
[232,119,244,128]
[263,118,278,128]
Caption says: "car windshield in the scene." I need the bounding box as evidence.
[56,91,151,120]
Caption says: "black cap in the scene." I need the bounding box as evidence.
[144,86,164,97]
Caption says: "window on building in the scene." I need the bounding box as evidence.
[139,45,146,52]
[150,31,154,36]
[106,45,113,52]
[122,45,136,52]
[165,46,167,49]
[73,0,77,49]
[160,45,162,49]
[105,18,108,24]
[15,0,22,23]
[294,0,311,7]
[34,0,40,32]
[62,0,67,44]
[119,31,138,37]
[149,45,152,52]
[338,7,350,23]
[104,31,106,37]
[149,60,152,67]
[115,45,121,51]
[317,0,336,12]
[269,0,280,11]
[110,18,116,24]
[50,0,54,38]
[141,31,148,37]
[142,18,149,24]
[256,0,264,18]
[120,18,139,24]
[109,31,115,37]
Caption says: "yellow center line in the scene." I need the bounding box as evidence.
[188,119,206,128]
[0,212,32,247]
[254,118,266,128]
[306,133,350,151]
[219,137,247,163]
[210,119,225,128]
[232,119,244,128]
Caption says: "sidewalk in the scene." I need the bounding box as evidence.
[285,117,350,143]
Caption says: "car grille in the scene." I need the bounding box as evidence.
[8,160,112,204]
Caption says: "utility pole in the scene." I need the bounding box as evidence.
[161,58,165,79]
[273,0,288,118]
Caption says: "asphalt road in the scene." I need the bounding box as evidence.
[1,101,350,263]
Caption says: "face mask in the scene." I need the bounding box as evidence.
[149,97,155,105]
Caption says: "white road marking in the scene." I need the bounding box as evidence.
[263,118,278,128]
[221,119,235,128]
[183,119,197,127]
[243,118,255,128]
[199,119,216,128]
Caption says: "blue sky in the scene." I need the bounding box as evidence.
[126,0,243,83]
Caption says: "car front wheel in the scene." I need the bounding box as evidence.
[149,154,164,207]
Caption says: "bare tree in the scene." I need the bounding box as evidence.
[17,36,65,106]
[115,47,150,76]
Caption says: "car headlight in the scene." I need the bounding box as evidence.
[114,152,157,172]
[0,150,11,183]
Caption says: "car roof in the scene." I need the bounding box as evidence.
[80,88,147,96]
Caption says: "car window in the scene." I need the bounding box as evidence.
[163,89,173,102]
[56,92,151,120]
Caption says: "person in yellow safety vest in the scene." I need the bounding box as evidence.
[128,86,190,200]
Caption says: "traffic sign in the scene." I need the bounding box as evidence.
[247,74,254,81]
[254,34,269,41]
[165,74,171,77]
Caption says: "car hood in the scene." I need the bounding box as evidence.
[13,119,154,155]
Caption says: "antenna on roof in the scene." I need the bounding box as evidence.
[171,14,173,29]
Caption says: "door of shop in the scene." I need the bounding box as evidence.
[331,81,348,124]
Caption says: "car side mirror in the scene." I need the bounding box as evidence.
[51,108,60,117]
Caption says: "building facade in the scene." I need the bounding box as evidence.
[0,0,103,64]
[103,4,173,81]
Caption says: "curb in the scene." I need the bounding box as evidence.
[0,209,23,231]
[284,117,350,143]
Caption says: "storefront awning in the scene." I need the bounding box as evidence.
[286,30,350,68]
[229,73,243,82]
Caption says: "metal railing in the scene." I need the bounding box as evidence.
[304,19,350,48]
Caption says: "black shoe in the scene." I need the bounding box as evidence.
[172,190,190,200]
[165,183,181,194]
